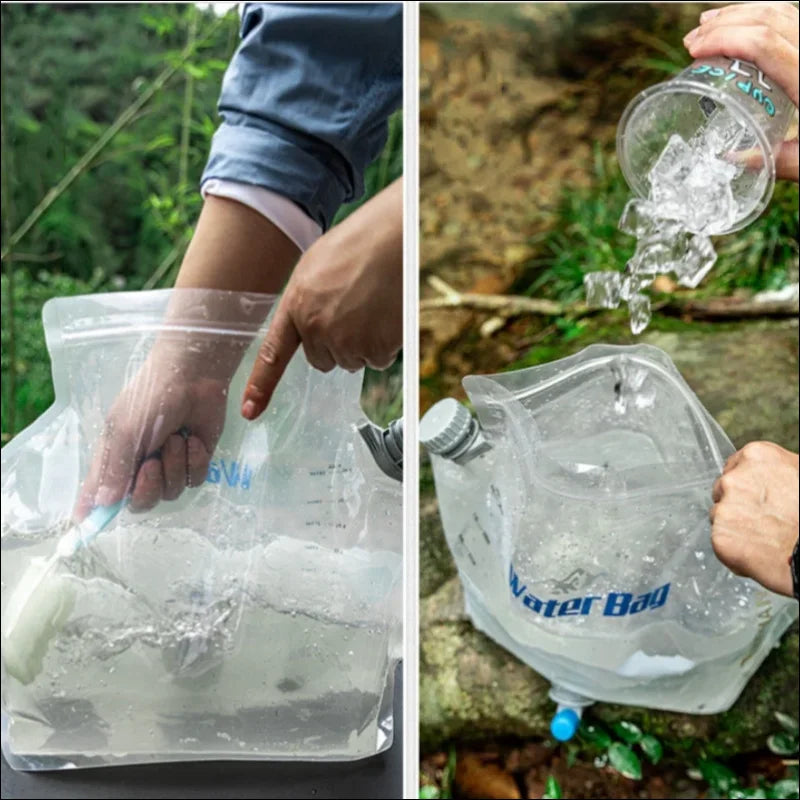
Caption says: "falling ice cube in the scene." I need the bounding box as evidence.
[673,235,717,288]
[650,215,686,241]
[619,199,658,238]
[629,231,691,276]
[584,271,622,308]
[620,272,654,301]
[628,293,652,335]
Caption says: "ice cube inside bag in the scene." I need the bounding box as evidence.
[0,289,402,770]
[424,344,797,715]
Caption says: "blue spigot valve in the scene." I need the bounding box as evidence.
[550,707,581,742]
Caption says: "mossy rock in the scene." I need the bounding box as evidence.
[420,497,456,598]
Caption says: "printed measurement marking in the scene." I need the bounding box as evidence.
[457,530,478,566]
[472,513,492,545]
[490,483,504,516]
[308,463,354,477]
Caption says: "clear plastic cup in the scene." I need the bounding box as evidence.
[617,56,797,234]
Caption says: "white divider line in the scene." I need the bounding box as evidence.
[403,1,420,796]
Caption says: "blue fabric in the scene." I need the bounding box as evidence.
[201,3,403,230]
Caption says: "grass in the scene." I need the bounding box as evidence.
[514,143,799,304]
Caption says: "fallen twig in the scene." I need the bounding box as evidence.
[422,276,570,316]
[658,296,799,320]
[421,276,799,322]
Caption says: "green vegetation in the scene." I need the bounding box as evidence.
[421,713,799,798]
[420,745,457,799]
[1,4,402,441]
[543,774,563,798]
[578,718,663,780]
[576,712,799,799]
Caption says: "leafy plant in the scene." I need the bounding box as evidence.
[569,713,799,798]
[690,715,799,799]
[577,718,662,781]
[768,713,800,759]
[420,746,457,800]
[543,774,563,799]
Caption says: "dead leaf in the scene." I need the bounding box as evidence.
[469,273,508,295]
[652,274,677,293]
[516,742,552,770]
[456,752,522,799]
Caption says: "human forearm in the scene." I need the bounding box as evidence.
[153,195,301,383]
[175,194,300,293]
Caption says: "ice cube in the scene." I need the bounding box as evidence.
[649,134,692,187]
[629,231,690,275]
[619,199,658,238]
[673,235,717,288]
[619,199,685,239]
[696,109,747,157]
[649,181,688,225]
[682,161,737,234]
[627,293,652,335]
[584,271,622,308]
[650,216,687,241]
[620,272,654,301]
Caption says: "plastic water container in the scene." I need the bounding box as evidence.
[422,345,797,734]
[1,289,402,770]
[617,56,797,234]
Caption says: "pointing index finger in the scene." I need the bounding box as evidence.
[241,301,301,420]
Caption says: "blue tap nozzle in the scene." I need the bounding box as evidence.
[550,708,580,742]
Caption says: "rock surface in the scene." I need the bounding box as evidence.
[420,321,800,752]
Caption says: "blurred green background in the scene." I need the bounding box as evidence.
[1,3,403,442]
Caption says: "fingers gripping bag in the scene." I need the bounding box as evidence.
[421,344,797,738]
[1,289,402,770]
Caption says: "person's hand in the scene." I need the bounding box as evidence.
[684,2,799,182]
[73,344,230,520]
[74,198,300,521]
[240,178,403,421]
[710,441,799,597]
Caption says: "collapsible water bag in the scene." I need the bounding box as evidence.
[422,344,796,731]
[1,289,402,769]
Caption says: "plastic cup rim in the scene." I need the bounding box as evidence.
[616,77,777,235]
